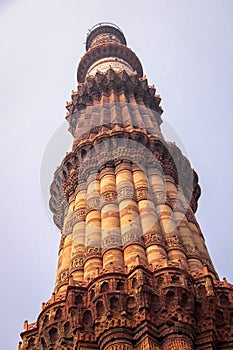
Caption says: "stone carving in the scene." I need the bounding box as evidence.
[102,234,122,250]
[85,246,102,259]
[101,190,117,203]
[20,25,233,350]
[166,234,183,250]
[185,244,201,259]
[56,269,69,290]
[136,187,148,201]
[50,133,201,231]
[117,186,135,202]
[64,214,79,235]
[122,230,144,247]
[86,196,101,212]
[50,135,201,231]
[153,191,166,205]
[76,207,86,220]
[162,338,193,350]
[71,255,84,271]
[105,345,133,350]
[143,230,166,248]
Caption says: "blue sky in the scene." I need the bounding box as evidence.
[0,1,232,348]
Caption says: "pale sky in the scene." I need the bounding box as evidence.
[0,1,232,348]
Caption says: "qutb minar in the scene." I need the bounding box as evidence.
[19,23,233,350]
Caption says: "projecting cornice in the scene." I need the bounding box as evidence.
[77,43,143,83]
[66,68,163,138]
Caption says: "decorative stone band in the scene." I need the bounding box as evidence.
[102,233,122,252]
[121,230,144,249]
[87,57,134,76]
[143,230,166,249]
[153,191,170,206]
[84,246,102,262]
[104,344,134,350]
[85,23,127,51]
[101,190,118,205]
[135,187,150,201]
[56,268,69,289]
[64,214,79,236]
[70,254,84,272]
[76,207,86,221]
[117,185,136,203]
[166,234,185,251]
[86,188,131,213]
[77,43,143,82]
[86,196,101,213]
[185,244,202,260]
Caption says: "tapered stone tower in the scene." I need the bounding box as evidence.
[20,23,233,350]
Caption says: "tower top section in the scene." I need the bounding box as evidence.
[77,22,143,83]
[85,22,127,50]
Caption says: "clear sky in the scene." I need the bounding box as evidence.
[0,1,232,348]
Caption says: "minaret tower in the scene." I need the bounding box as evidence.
[20,23,233,350]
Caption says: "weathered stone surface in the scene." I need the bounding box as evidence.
[20,23,233,350]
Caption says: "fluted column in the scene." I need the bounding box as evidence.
[166,177,204,272]
[100,165,124,271]
[162,336,193,350]
[55,204,73,294]
[71,183,87,282]
[115,161,147,270]
[175,212,204,273]
[148,168,188,269]
[175,187,217,277]
[132,165,167,269]
[84,173,102,280]
[187,216,217,278]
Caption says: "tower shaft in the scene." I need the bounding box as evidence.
[20,23,233,350]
